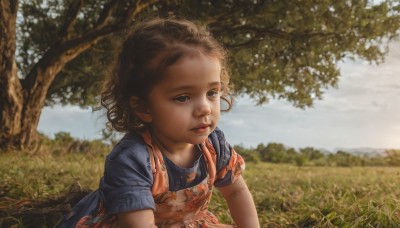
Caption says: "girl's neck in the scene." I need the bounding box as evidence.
[150,131,197,168]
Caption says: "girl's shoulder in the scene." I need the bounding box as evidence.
[105,133,150,168]
[209,127,226,142]
[210,127,245,187]
[208,127,232,169]
[208,127,229,151]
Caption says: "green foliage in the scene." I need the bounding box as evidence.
[299,147,324,161]
[15,0,400,108]
[257,143,287,162]
[241,142,397,167]
[54,131,74,143]
[233,145,260,163]
[385,149,400,166]
[327,150,364,167]
[17,0,127,107]
[34,131,112,156]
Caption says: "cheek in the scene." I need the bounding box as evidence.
[155,105,189,122]
[213,101,221,113]
[211,102,221,121]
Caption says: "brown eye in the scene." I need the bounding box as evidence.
[207,90,220,97]
[175,95,190,103]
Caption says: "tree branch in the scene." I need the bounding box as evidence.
[46,63,97,99]
[121,0,158,23]
[219,25,338,48]
[95,0,119,29]
[59,0,83,41]
[22,0,158,95]
[206,3,246,29]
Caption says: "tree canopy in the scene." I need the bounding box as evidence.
[17,0,400,107]
[1,0,400,149]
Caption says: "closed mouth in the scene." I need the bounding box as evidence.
[192,124,211,131]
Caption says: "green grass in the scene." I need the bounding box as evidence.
[0,152,103,200]
[241,164,400,227]
[1,152,400,227]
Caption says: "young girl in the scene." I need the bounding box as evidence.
[59,18,259,228]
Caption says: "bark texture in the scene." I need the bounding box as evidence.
[0,0,156,149]
[0,0,23,148]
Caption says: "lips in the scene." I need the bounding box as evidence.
[192,124,211,133]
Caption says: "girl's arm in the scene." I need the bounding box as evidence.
[218,176,260,228]
[117,209,157,228]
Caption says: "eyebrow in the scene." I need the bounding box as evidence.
[168,81,221,93]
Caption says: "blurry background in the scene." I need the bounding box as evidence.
[38,40,400,151]
[3,0,400,151]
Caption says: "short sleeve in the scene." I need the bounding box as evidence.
[210,128,245,187]
[99,135,155,214]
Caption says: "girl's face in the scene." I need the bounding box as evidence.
[142,52,222,149]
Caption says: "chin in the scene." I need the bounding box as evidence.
[189,135,209,145]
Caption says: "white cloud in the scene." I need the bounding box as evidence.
[38,105,105,139]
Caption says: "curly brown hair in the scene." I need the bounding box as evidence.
[101,18,232,133]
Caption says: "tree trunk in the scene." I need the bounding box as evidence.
[0,0,99,149]
[0,0,155,150]
[0,0,24,149]
[17,43,97,148]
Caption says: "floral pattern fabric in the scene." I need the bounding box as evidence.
[70,130,244,227]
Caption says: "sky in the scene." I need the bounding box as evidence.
[37,40,400,151]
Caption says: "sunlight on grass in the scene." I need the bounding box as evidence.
[0,152,103,200]
[1,153,400,226]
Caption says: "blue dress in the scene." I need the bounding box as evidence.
[59,127,244,227]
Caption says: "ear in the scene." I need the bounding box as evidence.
[129,97,152,123]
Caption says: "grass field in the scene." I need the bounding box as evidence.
[1,151,400,227]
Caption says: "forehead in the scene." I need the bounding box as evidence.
[156,52,222,91]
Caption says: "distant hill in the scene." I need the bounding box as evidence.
[333,147,387,156]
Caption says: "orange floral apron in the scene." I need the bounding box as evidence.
[75,131,244,227]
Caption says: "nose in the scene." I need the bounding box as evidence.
[194,96,211,117]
